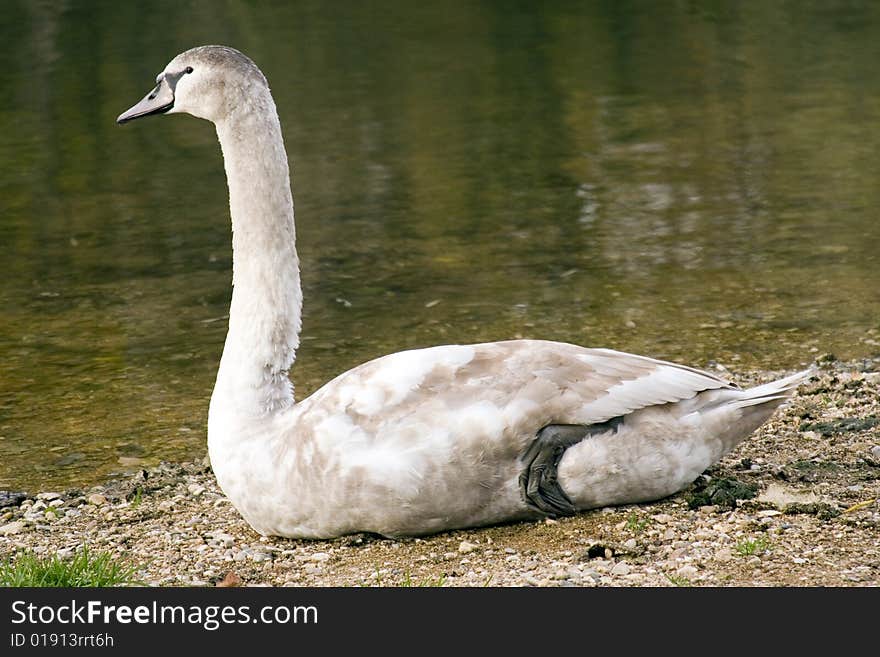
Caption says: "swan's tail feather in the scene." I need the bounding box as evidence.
[731,367,816,410]
[685,366,814,459]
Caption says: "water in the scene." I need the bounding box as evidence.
[1,1,878,492]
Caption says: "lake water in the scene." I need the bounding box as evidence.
[1,1,878,492]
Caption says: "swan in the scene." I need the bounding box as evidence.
[117,45,812,539]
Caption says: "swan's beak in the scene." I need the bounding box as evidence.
[117,77,175,124]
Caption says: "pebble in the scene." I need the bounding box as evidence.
[0,521,26,535]
[187,484,206,497]
[458,540,478,554]
[36,492,62,501]
[676,565,699,579]
[871,445,880,460]
[610,562,631,577]
[0,491,27,508]
[715,548,733,563]
[87,493,108,506]
[309,552,331,562]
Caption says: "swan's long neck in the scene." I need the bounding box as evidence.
[211,97,302,418]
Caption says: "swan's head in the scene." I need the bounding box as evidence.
[117,45,268,125]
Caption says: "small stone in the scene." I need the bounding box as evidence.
[623,538,637,550]
[652,514,674,524]
[309,552,331,562]
[0,491,27,508]
[0,521,26,535]
[503,547,517,555]
[458,540,478,554]
[87,493,108,506]
[36,492,62,501]
[676,565,699,579]
[610,562,631,576]
[187,484,206,497]
[758,510,782,518]
[871,445,880,461]
[216,572,242,587]
[44,511,58,521]
[715,548,733,563]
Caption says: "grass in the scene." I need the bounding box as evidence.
[625,511,650,534]
[129,487,143,508]
[735,536,772,557]
[664,573,691,587]
[399,572,447,587]
[0,546,140,587]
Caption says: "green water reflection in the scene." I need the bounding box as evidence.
[1,1,878,491]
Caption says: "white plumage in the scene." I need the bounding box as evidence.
[118,46,812,539]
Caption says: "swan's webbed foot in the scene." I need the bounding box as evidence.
[519,419,622,517]
[519,425,585,516]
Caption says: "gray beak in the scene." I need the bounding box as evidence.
[117,76,175,124]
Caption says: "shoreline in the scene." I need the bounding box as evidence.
[2,356,878,587]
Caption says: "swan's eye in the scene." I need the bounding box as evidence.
[185,66,194,74]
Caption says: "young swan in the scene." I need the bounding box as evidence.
[118,45,812,539]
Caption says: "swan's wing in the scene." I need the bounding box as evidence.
[301,339,736,435]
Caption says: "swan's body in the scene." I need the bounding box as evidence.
[118,46,811,539]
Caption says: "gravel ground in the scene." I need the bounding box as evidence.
[1,356,878,587]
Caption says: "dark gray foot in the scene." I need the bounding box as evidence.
[519,419,622,516]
